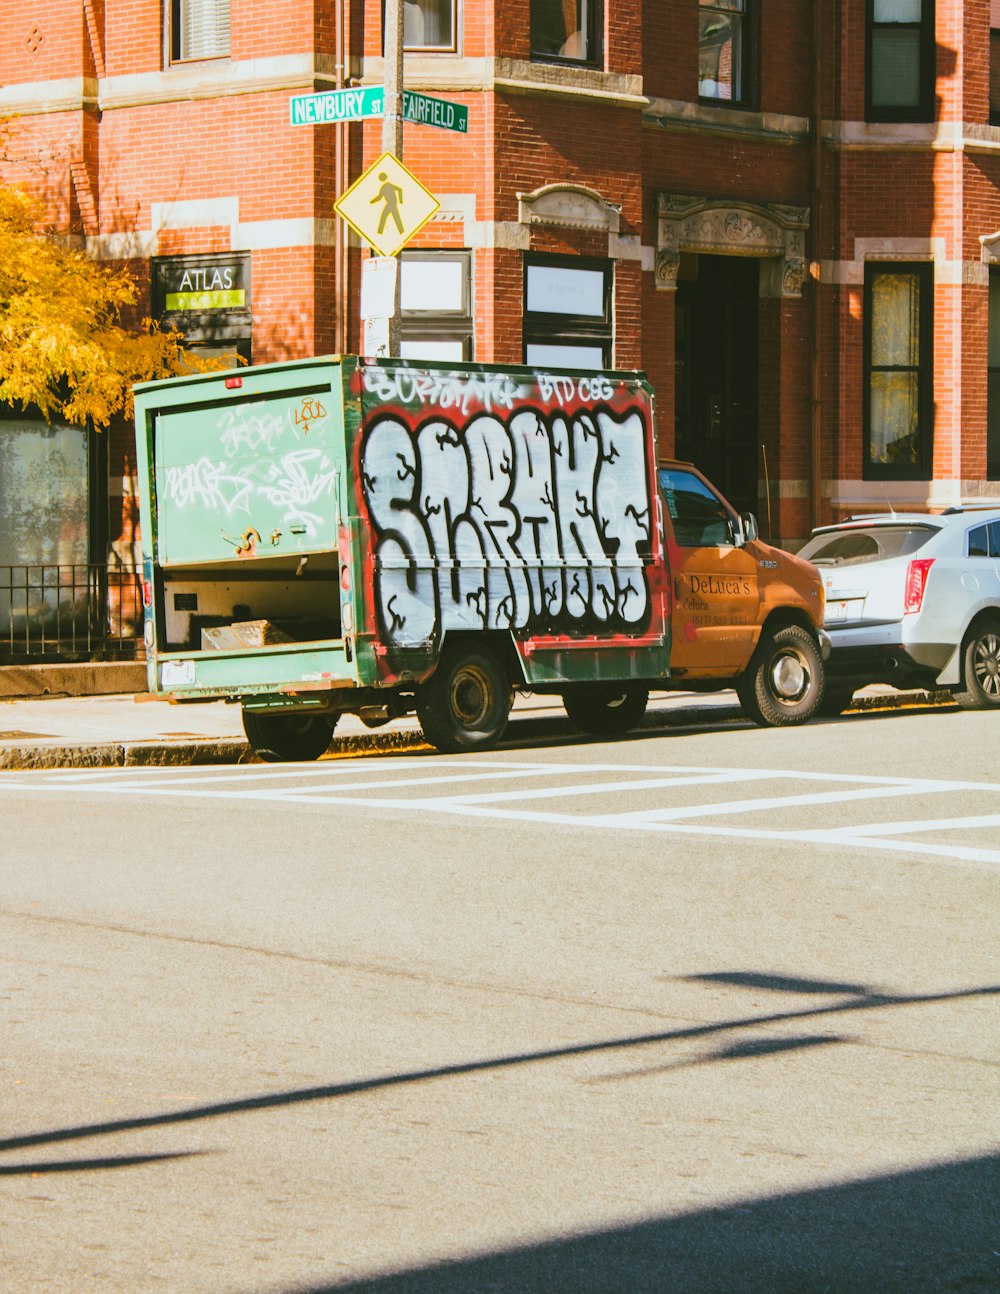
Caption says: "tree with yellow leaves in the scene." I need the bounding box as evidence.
[0,184,220,430]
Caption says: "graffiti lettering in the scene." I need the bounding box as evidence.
[164,457,252,516]
[360,406,653,646]
[362,367,523,417]
[218,407,287,459]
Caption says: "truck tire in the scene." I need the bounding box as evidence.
[242,709,337,762]
[416,645,512,753]
[737,625,823,727]
[563,683,649,737]
[953,616,1000,709]
[816,684,857,718]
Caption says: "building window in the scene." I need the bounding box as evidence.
[170,0,230,62]
[402,0,456,51]
[530,0,601,66]
[866,0,935,122]
[991,3,1000,124]
[523,255,612,370]
[399,251,472,361]
[988,271,1000,477]
[698,0,755,106]
[863,263,933,479]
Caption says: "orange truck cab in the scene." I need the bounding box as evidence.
[657,460,828,726]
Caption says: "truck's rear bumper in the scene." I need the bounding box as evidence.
[150,641,358,700]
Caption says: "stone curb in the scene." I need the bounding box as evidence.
[0,690,957,772]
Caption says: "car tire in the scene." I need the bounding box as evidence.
[562,683,649,737]
[242,709,337,762]
[416,644,512,753]
[737,625,824,727]
[953,617,1000,709]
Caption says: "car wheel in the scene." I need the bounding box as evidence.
[953,617,1000,709]
[737,625,824,726]
[242,709,337,762]
[416,645,512,753]
[562,683,649,737]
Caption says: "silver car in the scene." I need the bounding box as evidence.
[796,507,1000,713]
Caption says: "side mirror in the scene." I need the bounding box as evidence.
[736,512,759,546]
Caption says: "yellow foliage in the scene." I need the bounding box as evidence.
[0,184,227,428]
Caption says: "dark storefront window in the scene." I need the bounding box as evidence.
[988,271,1000,478]
[523,255,612,370]
[152,252,252,366]
[170,0,230,63]
[864,263,933,479]
[866,0,935,122]
[399,251,473,361]
[530,0,601,66]
[698,0,756,107]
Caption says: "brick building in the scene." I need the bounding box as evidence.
[2,0,999,644]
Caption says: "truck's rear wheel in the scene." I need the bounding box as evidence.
[242,710,337,762]
[416,645,512,753]
[563,683,649,737]
[737,625,823,726]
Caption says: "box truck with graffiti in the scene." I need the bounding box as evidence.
[133,356,827,759]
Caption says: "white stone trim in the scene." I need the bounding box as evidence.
[655,194,809,297]
[518,183,621,235]
[643,97,808,142]
[820,238,988,287]
[828,480,968,510]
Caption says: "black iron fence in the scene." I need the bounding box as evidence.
[0,564,144,662]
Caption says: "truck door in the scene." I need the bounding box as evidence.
[659,465,760,675]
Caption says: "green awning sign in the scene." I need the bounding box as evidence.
[165,289,246,311]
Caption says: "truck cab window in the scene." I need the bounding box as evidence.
[658,467,735,547]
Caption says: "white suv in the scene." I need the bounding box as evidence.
[796,507,1000,713]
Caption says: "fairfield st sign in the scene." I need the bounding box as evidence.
[289,87,468,133]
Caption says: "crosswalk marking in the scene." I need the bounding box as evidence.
[1,758,997,865]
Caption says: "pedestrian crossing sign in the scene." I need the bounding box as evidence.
[334,151,441,258]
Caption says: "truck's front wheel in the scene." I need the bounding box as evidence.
[242,709,337,762]
[416,645,512,753]
[737,625,823,726]
[563,683,649,736]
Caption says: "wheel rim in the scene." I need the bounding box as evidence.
[450,663,494,728]
[770,651,808,702]
[972,631,1000,697]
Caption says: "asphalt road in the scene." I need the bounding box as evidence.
[1,704,997,1294]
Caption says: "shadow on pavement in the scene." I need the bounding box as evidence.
[281,1152,999,1294]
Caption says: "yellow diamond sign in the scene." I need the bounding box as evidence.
[334,151,441,258]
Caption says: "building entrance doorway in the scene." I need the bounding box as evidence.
[675,254,759,517]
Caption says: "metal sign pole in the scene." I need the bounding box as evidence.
[381,0,404,356]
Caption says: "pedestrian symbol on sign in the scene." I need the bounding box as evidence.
[372,172,404,236]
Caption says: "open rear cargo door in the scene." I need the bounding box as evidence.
[152,361,345,566]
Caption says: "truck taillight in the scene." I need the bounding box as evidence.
[338,523,351,591]
[142,579,153,607]
[904,558,934,613]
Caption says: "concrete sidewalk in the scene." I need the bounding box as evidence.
[0,684,956,770]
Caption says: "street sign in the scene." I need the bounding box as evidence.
[289,87,468,133]
[289,86,383,126]
[334,152,441,258]
[402,90,468,133]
